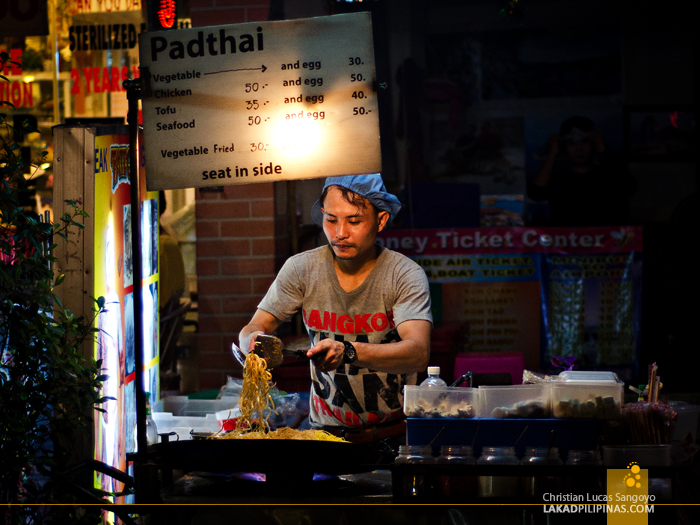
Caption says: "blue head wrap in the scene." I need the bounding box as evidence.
[311,174,402,227]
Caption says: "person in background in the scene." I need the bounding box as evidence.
[528,116,636,227]
[237,174,433,445]
[158,192,187,310]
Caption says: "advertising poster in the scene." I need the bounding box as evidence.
[377,226,642,380]
[92,132,159,499]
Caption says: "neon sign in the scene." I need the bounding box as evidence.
[157,0,176,29]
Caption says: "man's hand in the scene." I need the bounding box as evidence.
[307,339,343,372]
[238,309,281,356]
[240,330,265,355]
[306,320,431,375]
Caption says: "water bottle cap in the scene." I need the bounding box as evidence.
[427,366,440,375]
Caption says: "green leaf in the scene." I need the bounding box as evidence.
[55,274,65,286]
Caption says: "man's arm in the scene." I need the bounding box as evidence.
[306,319,431,374]
[239,309,282,354]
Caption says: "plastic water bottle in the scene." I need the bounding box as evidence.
[133,392,159,451]
[145,392,159,445]
[420,366,447,387]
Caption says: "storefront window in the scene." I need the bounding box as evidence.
[1,0,189,220]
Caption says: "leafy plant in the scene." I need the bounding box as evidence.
[1,51,107,523]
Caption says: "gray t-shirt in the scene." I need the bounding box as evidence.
[258,245,432,428]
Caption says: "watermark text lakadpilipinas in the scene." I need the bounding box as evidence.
[541,462,654,523]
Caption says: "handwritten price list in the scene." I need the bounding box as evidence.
[139,12,381,191]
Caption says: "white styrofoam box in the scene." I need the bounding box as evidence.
[478,383,552,418]
[403,385,478,418]
[152,412,220,440]
[160,395,240,417]
[551,382,623,419]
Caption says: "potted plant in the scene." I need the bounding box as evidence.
[1,51,108,523]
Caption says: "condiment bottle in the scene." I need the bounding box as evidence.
[395,445,435,498]
[520,447,563,498]
[437,445,476,497]
[421,366,447,387]
[566,450,601,466]
[145,392,159,445]
[438,445,474,464]
[477,446,520,497]
[133,392,159,451]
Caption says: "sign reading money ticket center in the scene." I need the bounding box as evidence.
[139,12,381,191]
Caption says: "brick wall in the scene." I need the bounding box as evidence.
[190,2,274,390]
[195,184,280,389]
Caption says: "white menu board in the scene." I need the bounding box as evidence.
[139,12,381,191]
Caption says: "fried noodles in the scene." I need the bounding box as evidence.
[210,349,348,442]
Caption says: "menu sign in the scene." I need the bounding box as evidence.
[139,12,381,191]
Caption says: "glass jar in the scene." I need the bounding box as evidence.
[395,445,435,498]
[565,450,604,496]
[566,450,602,466]
[477,446,520,497]
[395,445,434,465]
[437,445,476,497]
[521,447,563,498]
[438,445,474,464]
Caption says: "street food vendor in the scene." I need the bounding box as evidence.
[238,174,432,443]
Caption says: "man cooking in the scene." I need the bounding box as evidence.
[238,174,432,444]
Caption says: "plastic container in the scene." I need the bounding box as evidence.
[160,395,241,417]
[478,384,551,418]
[602,445,672,467]
[477,446,520,497]
[404,385,477,418]
[437,445,477,497]
[152,412,221,439]
[520,447,563,498]
[558,371,621,383]
[551,382,623,419]
[421,367,448,387]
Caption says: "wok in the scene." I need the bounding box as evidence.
[152,437,375,481]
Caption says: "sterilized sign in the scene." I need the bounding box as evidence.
[138,12,381,191]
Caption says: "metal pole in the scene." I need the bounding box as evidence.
[124,78,159,503]
[49,0,60,125]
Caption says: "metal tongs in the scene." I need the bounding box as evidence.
[232,334,312,369]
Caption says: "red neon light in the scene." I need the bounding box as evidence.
[158,0,176,29]
[669,111,679,129]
